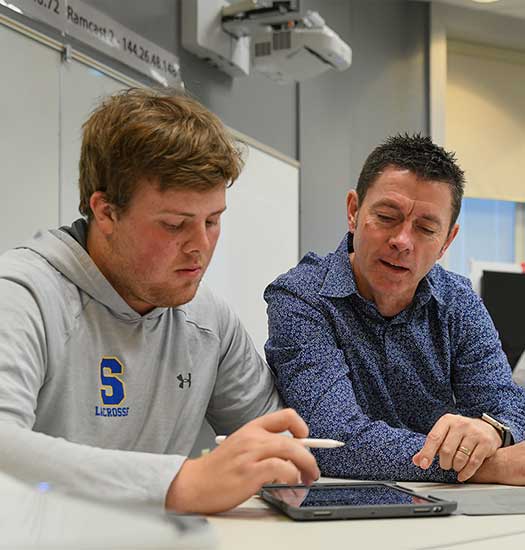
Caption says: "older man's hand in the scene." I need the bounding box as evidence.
[469,442,525,484]
[412,414,501,481]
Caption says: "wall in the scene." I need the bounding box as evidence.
[430,2,525,145]
[436,3,525,51]
[84,0,429,256]
[430,2,525,270]
[298,0,429,255]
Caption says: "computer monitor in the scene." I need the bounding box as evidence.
[481,270,525,370]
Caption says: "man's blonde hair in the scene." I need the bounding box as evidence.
[79,88,243,218]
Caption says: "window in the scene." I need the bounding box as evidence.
[446,198,515,277]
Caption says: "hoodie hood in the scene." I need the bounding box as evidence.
[16,219,169,322]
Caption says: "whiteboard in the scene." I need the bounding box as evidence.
[204,143,299,355]
[0,23,60,252]
[0,17,299,356]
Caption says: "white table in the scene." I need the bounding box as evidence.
[0,473,214,549]
[2,472,525,550]
[208,480,525,550]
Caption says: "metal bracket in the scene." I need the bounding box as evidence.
[62,43,72,63]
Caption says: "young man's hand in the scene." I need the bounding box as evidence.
[165,409,320,513]
[412,413,501,481]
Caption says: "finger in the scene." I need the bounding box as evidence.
[272,461,302,485]
[251,436,320,482]
[455,435,493,478]
[457,444,486,482]
[452,441,474,473]
[272,473,302,485]
[438,430,464,470]
[254,408,309,439]
[412,449,424,466]
[255,457,303,487]
[415,417,451,469]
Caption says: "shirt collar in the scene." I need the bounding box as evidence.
[422,264,446,307]
[319,233,359,299]
[319,232,446,308]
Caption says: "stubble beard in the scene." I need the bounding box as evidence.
[106,232,208,310]
[142,275,204,308]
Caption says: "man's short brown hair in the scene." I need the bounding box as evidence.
[356,134,465,232]
[79,88,243,218]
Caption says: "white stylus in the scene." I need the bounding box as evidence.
[214,435,345,448]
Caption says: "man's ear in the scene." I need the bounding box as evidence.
[438,223,459,260]
[347,190,359,233]
[89,192,117,236]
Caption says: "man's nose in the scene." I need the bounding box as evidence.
[184,224,210,255]
[388,222,414,253]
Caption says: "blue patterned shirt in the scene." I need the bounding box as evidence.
[264,233,525,482]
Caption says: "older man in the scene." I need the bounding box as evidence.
[265,134,525,484]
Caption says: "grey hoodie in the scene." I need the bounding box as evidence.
[0,221,281,507]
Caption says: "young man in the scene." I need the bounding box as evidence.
[265,134,525,485]
[0,88,319,514]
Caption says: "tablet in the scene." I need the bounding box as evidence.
[260,482,457,521]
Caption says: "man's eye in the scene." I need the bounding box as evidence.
[162,222,181,232]
[419,226,436,235]
[206,219,219,227]
[377,214,394,222]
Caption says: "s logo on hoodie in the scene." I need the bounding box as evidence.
[95,356,130,417]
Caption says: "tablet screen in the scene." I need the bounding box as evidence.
[264,485,433,508]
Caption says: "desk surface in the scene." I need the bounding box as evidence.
[0,472,214,549]
[2,473,525,550]
[208,480,525,550]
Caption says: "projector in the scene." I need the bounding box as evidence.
[182,0,352,83]
[250,14,352,83]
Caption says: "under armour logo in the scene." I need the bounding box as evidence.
[177,373,192,389]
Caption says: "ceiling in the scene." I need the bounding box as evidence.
[425,0,525,20]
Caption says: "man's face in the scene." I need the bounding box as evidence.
[347,166,459,314]
[93,181,226,314]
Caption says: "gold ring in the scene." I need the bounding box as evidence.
[457,446,472,457]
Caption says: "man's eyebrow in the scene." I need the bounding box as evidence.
[159,207,227,217]
[371,199,402,210]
